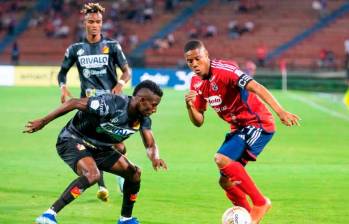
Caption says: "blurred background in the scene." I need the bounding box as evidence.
[0,0,348,93]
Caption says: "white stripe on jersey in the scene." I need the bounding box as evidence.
[211,61,237,71]
[211,61,245,77]
[211,63,236,73]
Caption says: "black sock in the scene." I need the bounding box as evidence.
[97,170,106,187]
[51,176,91,213]
[121,180,141,217]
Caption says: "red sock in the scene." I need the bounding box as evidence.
[225,185,251,212]
[220,161,266,206]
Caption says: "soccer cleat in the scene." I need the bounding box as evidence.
[117,176,125,194]
[97,186,109,202]
[250,197,272,224]
[117,217,140,224]
[35,213,57,224]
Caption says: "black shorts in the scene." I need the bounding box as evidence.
[56,136,122,173]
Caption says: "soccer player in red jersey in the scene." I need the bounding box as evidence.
[184,40,300,224]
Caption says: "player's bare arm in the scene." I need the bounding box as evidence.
[60,85,73,103]
[112,64,132,94]
[246,80,300,127]
[23,98,89,133]
[184,90,205,127]
[140,129,167,171]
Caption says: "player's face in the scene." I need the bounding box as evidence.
[185,47,210,78]
[137,94,161,117]
[84,13,103,36]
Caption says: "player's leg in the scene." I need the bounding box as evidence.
[95,142,127,201]
[102,154,141,224]
[219,175,251,212]
[35,138,100,224]
[35,151,100,223]
[113,142,127,194]
[96,170,109,202]
[215,129,272,223]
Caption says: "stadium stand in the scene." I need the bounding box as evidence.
[0,0,349,70]
[0,0,192,65]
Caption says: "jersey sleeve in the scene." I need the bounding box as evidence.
[87,94,113,117]
[140,117,152,130]
[190,76,207,111]
[112,42,128,68]
[221,66,253,90]
[57,45,76,87]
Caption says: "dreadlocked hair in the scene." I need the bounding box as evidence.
[80,2,105,15]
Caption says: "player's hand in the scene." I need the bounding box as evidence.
[61,86,73,103]
[112,83,123,95]
[185,90,197,108]
[151,158,167,171]
[23,119,46,133]
[278,110,301,127]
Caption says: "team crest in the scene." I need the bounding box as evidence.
[77,48,84,56]
[211,82,218,91]
[102,46,109,54]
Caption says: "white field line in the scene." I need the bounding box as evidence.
[289,93,349,122]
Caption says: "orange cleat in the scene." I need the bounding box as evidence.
[250,197,272,224]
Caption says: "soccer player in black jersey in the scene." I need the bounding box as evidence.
[25,80,167,224]
[57,3,132,201]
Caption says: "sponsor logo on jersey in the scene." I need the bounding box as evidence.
[78,55,109,68]
[82,68,107,78]
[102,46,109,54]
[99,123,136,139]
[193,81,203,89]
[77,48,85,56]
[206,95,222,106]
[90,100,100,110]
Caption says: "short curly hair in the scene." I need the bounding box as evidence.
[80,2,105,15]
[133,80,163,97]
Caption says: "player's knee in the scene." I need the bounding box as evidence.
[125,165,141,182]
[84,168,101,184]
[214,153,231,168]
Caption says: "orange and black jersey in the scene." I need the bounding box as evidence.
[59,94,151,148]
[57,36,128,97]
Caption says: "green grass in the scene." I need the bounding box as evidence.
[0,87,348,224]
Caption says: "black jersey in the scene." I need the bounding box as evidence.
[57,36,128,97]
[59,94,151,148]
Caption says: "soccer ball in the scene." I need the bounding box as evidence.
[222,206,252,224]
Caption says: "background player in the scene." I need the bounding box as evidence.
[24,80,167,224]
[57,3,132,200]
[183,40,300,224]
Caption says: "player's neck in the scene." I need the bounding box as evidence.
[86,34,101,43]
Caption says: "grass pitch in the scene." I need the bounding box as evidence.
[0,87,348,224]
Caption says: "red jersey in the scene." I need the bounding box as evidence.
[190,59,275,133]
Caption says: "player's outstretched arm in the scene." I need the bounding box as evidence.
[112,64,132,94]
[246,80,301,127]
[184,90,205,127]
[140,129,167,171]
[23,98,89,133]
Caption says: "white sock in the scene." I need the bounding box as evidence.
[120,216,132,221]
[45,208,57,216]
